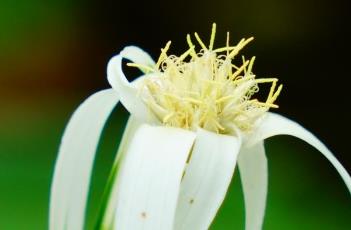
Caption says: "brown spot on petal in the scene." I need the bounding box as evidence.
[141,212,147,219]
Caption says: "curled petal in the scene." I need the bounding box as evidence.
[50,89,119,230]
[238,141,268,230]
[120,46,155,67]
[107,46,155,122]
[113,125,196,230]
[174,128,241,230]
[248,112,351,194]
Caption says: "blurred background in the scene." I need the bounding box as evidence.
[0,0,350,229]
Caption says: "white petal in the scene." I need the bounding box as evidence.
[174,128,241,230]
[238,141,268,230]
[98,116,143,229]
[114,124,196,230]
[248,112,351,194]
[107,46,155,122]
[49,89,119,230]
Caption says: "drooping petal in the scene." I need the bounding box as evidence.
[174,128,241,230]
[113,124,196,230]
[107,46,156,122]
[248,112,351,194]
[50,89,119,230]
[238,141,268,230]
[95,116,142,229]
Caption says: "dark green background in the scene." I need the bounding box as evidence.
[1,0,350,229]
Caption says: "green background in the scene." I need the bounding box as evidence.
[1,0,350,229]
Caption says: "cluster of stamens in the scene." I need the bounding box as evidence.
[128,23,282,134]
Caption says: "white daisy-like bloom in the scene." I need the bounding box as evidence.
[50,24,351,230]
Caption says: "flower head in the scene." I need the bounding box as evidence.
[50,24,351,230]
[131,24,282,134]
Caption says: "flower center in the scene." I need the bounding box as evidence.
[129,23,282,134]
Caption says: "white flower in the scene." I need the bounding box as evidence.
[49,24,351,230]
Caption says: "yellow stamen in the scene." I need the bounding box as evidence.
[255,78,278,83]
[216,95,235,103]
[213,119,226,131]
[271,84,283,102]
[209,23,216,51]
[183,98,203,105]
[155,41,172,69]
[178,46,195,62]
[230,60,250,80]
[186,34,197,58]
[242,56,247,74]
[267,80,277,100]
[226,32,230,56]
[213,46,237,53]
[228,37,254,59]
[163,112,175,123]
[247,56,256,73]
[250,100,279,108]
[194,32,208,50]
[126,63,154,73]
